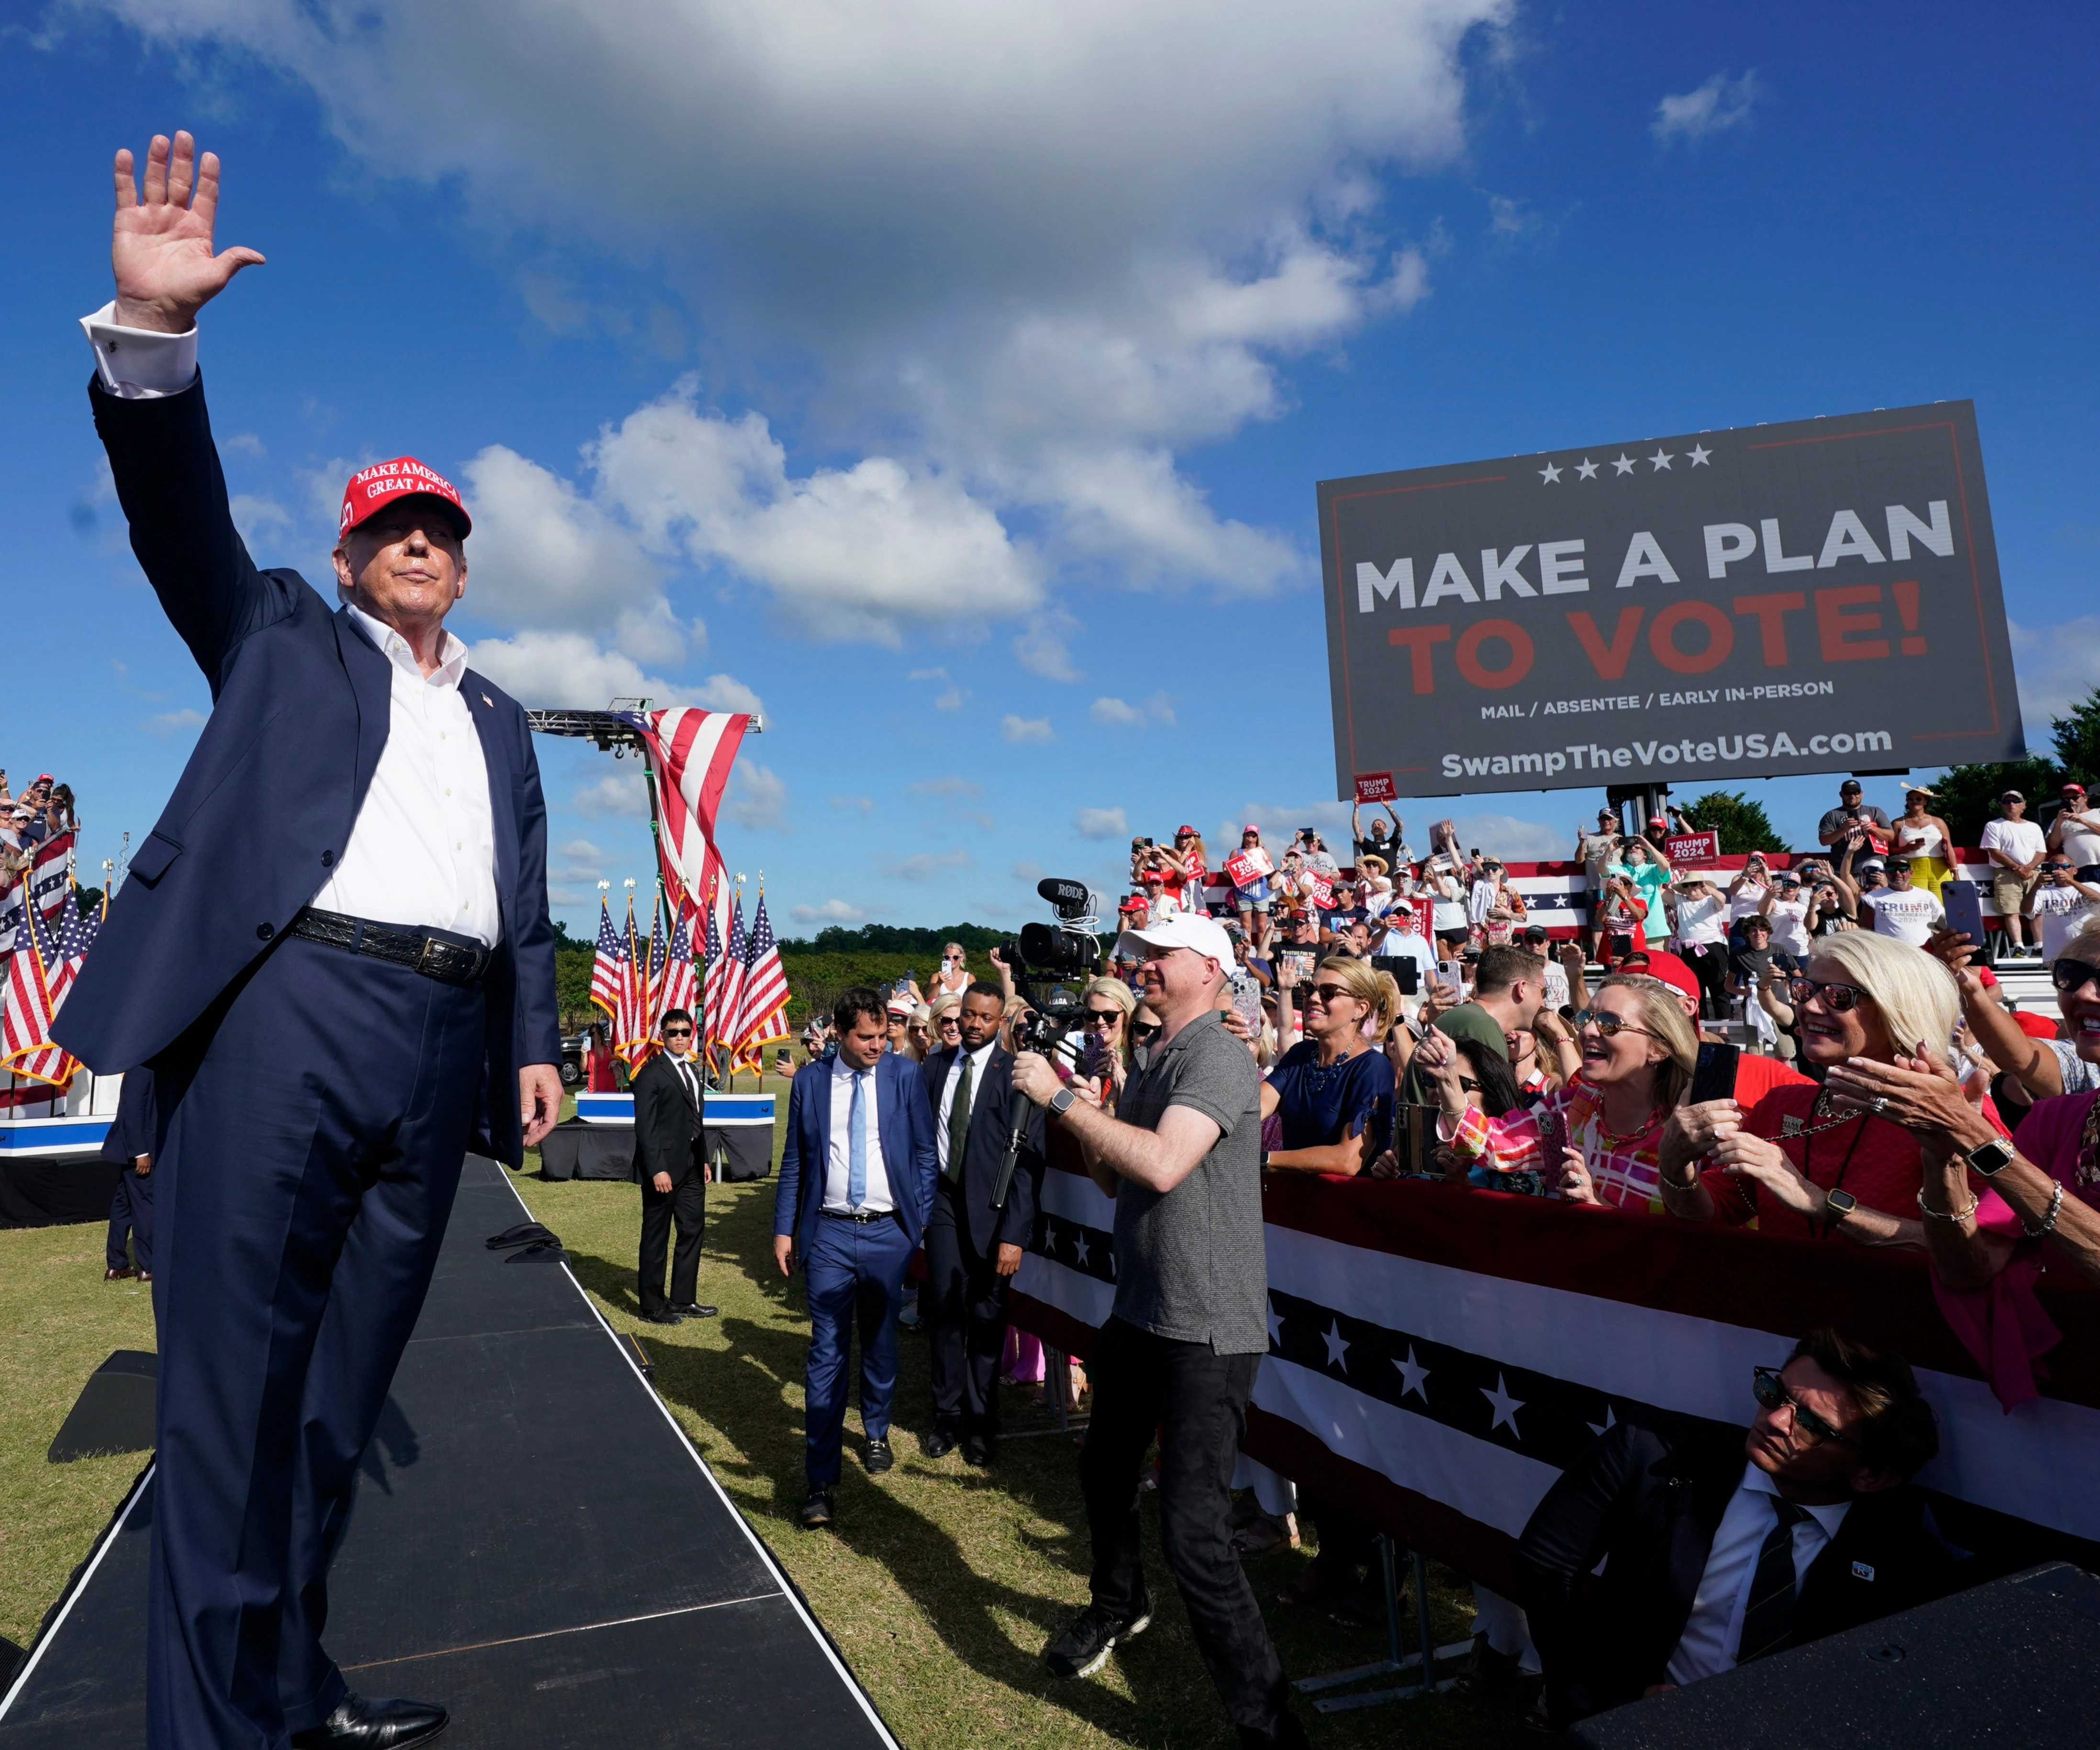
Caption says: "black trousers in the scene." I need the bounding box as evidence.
[1683,941,1729,1019]
[924,1199,1007,1438]
[638,1159,706,1314]
[145,932,486,1748]
[1081,1316,1287,1734]
[106,1164,155,1273]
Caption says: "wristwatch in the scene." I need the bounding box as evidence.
[1823,1188,1858,1224]
[1047,1087,1077,1120]
[1965,1137,2015,1178]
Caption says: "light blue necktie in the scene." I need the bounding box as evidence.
[848,1069,869,1207]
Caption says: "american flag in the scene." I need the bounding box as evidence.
[624,709,751,1016]
[588,895,626,1018]
[660,897,698,1029]
[2,889,77,1087]
[711,888,749,1055]
[700,880,726,1040]
[0,829,78,953]
[614,896,653,1065]
[731,891,791,1063]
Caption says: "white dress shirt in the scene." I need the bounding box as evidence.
[668,1052,703,1134]
[81,306,502,947]
[1665,1464,1852,1686]
[822,1057,892,1213]
[936,1040,997,1175]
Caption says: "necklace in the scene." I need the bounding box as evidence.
[1777,1088,1865,1142]
[1595,1105,1666,1149]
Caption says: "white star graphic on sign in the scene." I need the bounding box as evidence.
[1322,1321,1351,1371]
[1072,1233,1089,1268]
[1687,444,1712,466]
[1576,458,1600,480]
[1648,449,1674,471]
[1538,462,1562,484]
[1267,1300,1285,1350]
[1586,1402,1619,1438]
[1611,453,1636,476]
[1481,1372,1524,1436]
[1392,1346,1431,1403]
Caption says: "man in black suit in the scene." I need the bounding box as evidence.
[101,1067,158,1282]
[633,1009,714,1325]
[920,981,1042,1466]
[1517,1328,1958,1732]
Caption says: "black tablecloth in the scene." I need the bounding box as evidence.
[0,1156,125,1229]
[537,1119,774,1183]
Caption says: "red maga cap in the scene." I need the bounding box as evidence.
[339,457,471,539]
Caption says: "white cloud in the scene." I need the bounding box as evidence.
[1012,860,1044,884]
[545,834,613,904]
[1002,714,1055,743]
[1448,812,1563,861]
[229,493,293,548]
[692,672,768,719]
[934,687,966,710]
[461,445,671,653]
[911,776,983,799]
[831,794,874,814]
[86,0,1506,610]
[1074,806,1130,841]
[572,770,649,820]
[1091,692,1177,729]
[1012,608,1085,681]
[465,630,678,709]
[789,898,867,925]
[726,760,789,831]
[1226,800,1353,843]
[144,707,206,737]
[2011,616,2100,726]
[1652,70,1761,143]
[884,848,971,881]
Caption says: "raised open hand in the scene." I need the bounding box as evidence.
[112,131,265,334]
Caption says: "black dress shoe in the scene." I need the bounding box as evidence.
[290,1692,448,1749]
[104,1267,134,1281]
[922,1429,957,1460]
[799,1489,834,1528]
[864,1437,894,1474]
[962,1433,993,1468]
[641,1308,681,1325]
[670,1302,718,1318]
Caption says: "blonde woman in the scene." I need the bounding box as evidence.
[1078,976,1137,1092]
[1416,974,1696,1210]
[1892,787,1957,898]
[930,941,973,1000]
[1260,956,1398,1178]
[927,991,963,1052]
[1658,930,2011,1272]
[903,1003,933,1062]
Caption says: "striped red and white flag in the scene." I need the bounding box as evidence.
[660,897,699,1025]
[614,897,654,1066]
[588,895,626,1019]
[711,889,749,1055]
[730,891,791,1061]
[2,890,73,1086]
[0,830,78,954]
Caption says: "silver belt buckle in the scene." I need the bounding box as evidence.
[417,936,450,978]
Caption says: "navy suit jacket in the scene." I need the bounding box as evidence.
[55,374,562,1165]
[921,1043,1044,1255]
[774,1051,937,1263]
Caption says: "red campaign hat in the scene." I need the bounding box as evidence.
[339,457,471,539]
[1176,824,1198,837]
[1631,948,1700,1007]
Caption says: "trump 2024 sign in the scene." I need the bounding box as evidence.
[1318,402,2023,799]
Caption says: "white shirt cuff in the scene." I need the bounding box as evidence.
[80,301,198,399]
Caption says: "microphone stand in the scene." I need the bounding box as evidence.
[989,1085,1033,1212]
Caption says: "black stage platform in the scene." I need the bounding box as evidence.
[0,1156,899,1750]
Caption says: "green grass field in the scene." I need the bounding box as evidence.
[0,1084,1535,1746]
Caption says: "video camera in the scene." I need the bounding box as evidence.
[997,877,1103,1060]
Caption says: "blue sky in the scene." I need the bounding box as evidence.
[7,2,2098,937]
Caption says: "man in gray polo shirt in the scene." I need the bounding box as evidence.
[1012,912,1303,1749]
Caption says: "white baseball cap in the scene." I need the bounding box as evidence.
[1114,912,1235,970]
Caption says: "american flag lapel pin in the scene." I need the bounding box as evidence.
[480,692,493,708]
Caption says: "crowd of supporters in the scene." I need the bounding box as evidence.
[0,771,76,893]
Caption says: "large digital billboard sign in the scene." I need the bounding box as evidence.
[1319,401,2022,798]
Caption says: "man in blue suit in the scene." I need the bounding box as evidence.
[61,132,561,1750]
[774,986,937,1528]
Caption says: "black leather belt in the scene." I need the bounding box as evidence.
[821,1207,895,1224]
[291,907,491,986]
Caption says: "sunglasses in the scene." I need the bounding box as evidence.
[1131,1020,1162,1041]
[1082,1008,1124,1028]
[1571,1008,1657,1040]
[2051,958,2100,996]
[663,1027,694,1038]
[1456,1075,1480,1093]
[1788,976,1872,1013]
[943,953,965,963]
[1307,983,1360,1005]
[1751,1366,1858,1447]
